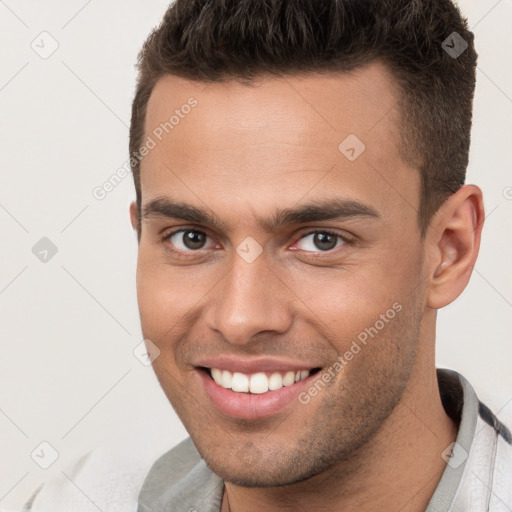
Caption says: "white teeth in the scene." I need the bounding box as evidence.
[268,373,283,391]
[231,372,249,392]
[221,370,232,389]
[209,367,312,394]
[283,371,295,386]
[249,373,269,394]
[211,368,223,385]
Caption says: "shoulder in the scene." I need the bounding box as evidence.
[137,437,224,511]
[449,370,512,511]
[21,433,181,512]
[456,401,512,510]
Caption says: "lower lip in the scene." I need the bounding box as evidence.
[196,369,317,420]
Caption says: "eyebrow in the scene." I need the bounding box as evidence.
[141,196,380,232]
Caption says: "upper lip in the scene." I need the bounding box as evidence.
[194,356,322,374]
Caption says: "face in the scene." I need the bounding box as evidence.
[133,62,429,486]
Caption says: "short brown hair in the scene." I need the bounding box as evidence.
[129,0,477,235]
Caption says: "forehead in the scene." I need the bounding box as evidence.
[140,62,420,230]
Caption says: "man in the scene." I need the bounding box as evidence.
[24,0,511,511]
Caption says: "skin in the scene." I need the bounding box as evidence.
[130,61,484,511]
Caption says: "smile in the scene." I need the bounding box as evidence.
[195,365,322,419]
[208,367,315,394]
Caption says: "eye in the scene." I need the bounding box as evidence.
[294,230,346,253]
[163,229,217,252]
[161,227,351,260]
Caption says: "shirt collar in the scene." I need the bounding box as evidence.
[424,368,479,510]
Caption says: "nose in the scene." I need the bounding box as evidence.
[204,247,293,345]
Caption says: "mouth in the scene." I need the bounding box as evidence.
[195,365,323,420]
[198,366,322,394]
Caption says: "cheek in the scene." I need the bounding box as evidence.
[135,255,202,330]
[135,258,183,359]
[135,265,188,389]
[287,256,422,350]
[135,256,224,372]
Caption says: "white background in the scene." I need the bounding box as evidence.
[0,0,511,509]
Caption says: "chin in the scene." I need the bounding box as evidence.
[200,442,344,489]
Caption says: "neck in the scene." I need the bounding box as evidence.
[221,319,458,512]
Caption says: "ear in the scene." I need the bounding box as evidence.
[426,185,484,309]
[129,201,139,233]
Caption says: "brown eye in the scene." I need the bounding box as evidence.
[181,230,207,250]
[164,229,213,251]
[295,231,345,253]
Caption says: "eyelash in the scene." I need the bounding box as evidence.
[161,227,354,261]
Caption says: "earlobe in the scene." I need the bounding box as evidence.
[427,185,484,309]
